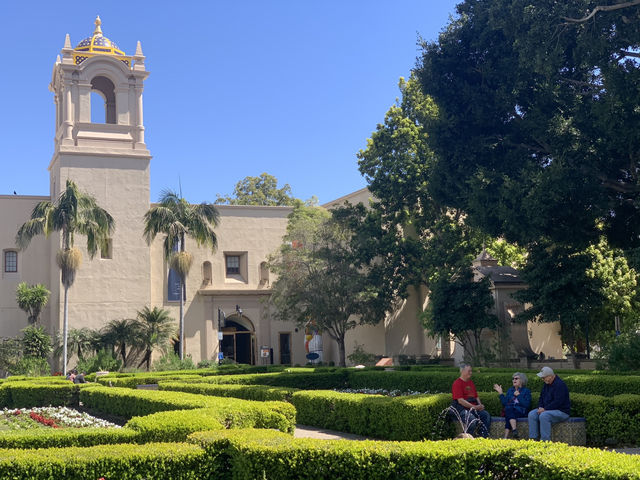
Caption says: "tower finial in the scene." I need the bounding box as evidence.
[94,15,103,35]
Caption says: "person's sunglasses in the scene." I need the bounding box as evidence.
[513,378,520,381]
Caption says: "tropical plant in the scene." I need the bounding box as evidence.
[136,306,175,370]
[143,189,219,360]
[15,283,50,325]
[21,325,53,359]
[54,327,100,363]
[100,318,142,369]
[15,179,114,375]
[76,349,121,374]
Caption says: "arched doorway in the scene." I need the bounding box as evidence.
[221,315,256,364]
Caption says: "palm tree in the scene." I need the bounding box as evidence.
[15,179,114,376]
[54,327,98,363]
[101,318,142,369]
[136,306,175,370]
[143,189,219,360]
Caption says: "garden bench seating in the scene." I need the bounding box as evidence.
[489,416,586,445]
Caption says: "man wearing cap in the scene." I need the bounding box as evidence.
[528,366,570,441]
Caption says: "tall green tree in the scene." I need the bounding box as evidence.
[421,271,498,365]
[514,241,606,359]
[15,179,114,375]
[15,283,50,325]
[268,204,392,366]
[143,189,219,360]
[215,173,296,206]
[136,306,175,371]
[357,75,487,296]
[417,0,640,251]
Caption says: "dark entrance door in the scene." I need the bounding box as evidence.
[221,320,255,365]
[279,333,291,364]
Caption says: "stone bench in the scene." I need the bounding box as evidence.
[489,416,586,445]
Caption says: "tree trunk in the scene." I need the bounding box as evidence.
[337,335,346,367]
[179,279,185,361]
[62,285,69,376]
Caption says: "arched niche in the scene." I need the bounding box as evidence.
[202,261,212,286]
[259,261,269,286]
[90,75,116,124]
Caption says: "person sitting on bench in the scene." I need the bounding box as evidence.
[493,372,531,439]
[528,366,570,441]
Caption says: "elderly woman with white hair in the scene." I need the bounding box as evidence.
[493,372,531,439]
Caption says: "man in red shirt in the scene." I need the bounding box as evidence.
[451,364,491,437]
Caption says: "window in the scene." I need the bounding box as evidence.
[226,255,240,275]
[4,251,17,273]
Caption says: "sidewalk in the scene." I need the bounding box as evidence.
[294,425,371,441]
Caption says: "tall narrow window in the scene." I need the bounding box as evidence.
[202,261,212,285]
[226,255,240,275]
[4,251,17,272]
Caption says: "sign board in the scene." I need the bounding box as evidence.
[260,346,270,358]
[218,332,224,341]
[306,352,319,360]
[218,352,224,360]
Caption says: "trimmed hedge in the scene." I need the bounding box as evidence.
[0,442,209,479]
[0,382,81,408]
[348,370,640,397]
[291,390,455,440]
[190,429,640,480]
[158,381,299,402]
[79,386,296,431]
[0,428,139,449]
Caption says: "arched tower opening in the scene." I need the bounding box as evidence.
[90,76,116,123]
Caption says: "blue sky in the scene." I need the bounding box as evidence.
[0,1,459,204]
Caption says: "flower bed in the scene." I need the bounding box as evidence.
[0,407,121,430]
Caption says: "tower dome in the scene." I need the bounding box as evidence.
[74,16,125,56]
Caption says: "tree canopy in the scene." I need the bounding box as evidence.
[417,0,640,250]
[215,173,296,206]
[268,203,393,366]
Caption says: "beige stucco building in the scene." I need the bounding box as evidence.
[0,19,562,371]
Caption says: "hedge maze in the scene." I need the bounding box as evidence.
[0,366,638,478]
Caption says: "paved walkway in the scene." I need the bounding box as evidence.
[294,425,370,441]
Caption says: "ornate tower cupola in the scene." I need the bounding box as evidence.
[46,17,152,336]
[49,16,149,155]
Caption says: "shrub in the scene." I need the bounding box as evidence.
[158,381,298,402]
[152,353,195,371]
[20,326,52,359]
[76,349,121,374]
[0,428,139,449]
[347,342,377,366]
[0,442,209,479]
[190,429,640,480]
[0,382,79,408]
[10,357,50,377]
[597,332,640,371]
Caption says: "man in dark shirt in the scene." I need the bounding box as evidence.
[528,366,570,441]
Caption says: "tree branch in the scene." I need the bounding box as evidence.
[562,0,640,23]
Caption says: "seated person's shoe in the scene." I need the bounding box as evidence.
[511,430,520,439]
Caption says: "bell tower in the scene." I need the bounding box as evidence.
[47,17,152,331]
